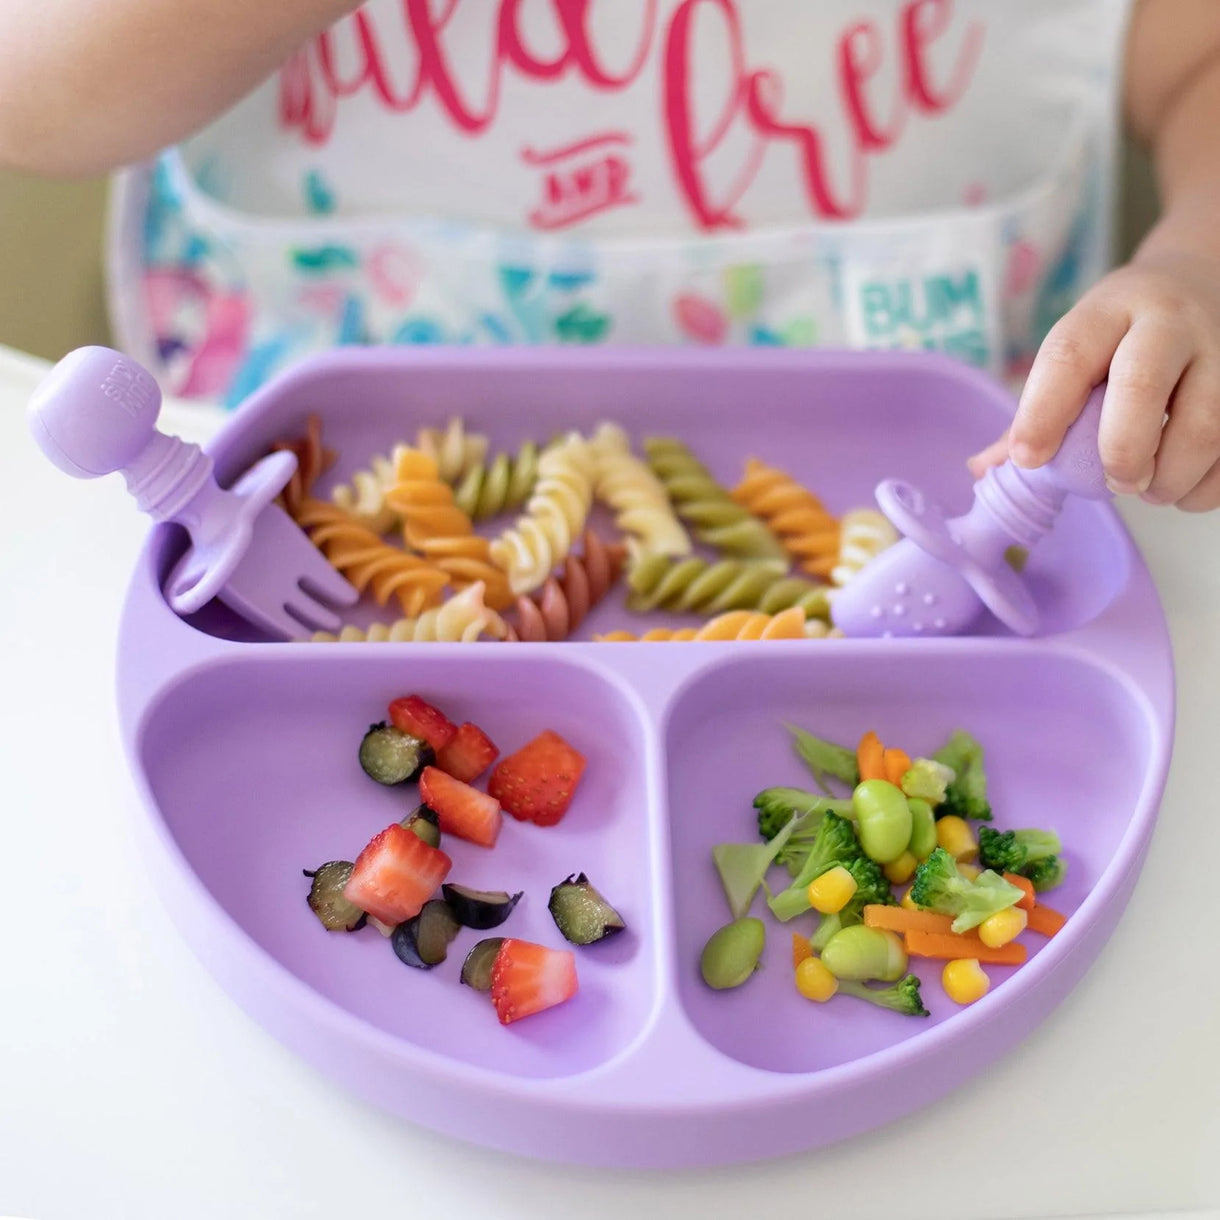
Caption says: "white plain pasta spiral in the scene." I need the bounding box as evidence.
[330,445,408,533]
[590,422,691,558]
[489,433,596,594]
[310,582,510,643]
[416,418,489,483]
[829,508,900,587]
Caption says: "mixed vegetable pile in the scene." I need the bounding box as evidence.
[304,695,625,1025]
[703,725,1069,1013]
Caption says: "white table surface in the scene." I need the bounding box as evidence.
[1,344,1217,1220]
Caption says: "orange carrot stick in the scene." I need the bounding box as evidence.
[882,747,912,786]
[857,731,886,782]
[792,932,813,968]
[1003,873,1036,912]
[904,929,1028,966]
[1026,903,1067,937]
[863,905,957,936]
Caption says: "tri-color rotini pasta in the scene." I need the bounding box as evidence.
[626,554,833,620]
[508,531,627,643]
[273,413,335,517]
[453,441,542,522]
[730,458,841,580]
[383,448,512,608]
[590,423,691,558]
[829,508,900,587]
[329,445,408,534]
[289,497,450,618]
[415,418,490,484]
[310,581,510,644]
[489,433,597,595]
[595,607,840,642]
[644,438,786,561]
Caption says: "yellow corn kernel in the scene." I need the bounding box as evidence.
[807,865,858,914]
[942,958,990,1005]
[901,887,919,910]
[795,956,839,1002]
[936,815,978,862]
[883,851,918,886]
[792,932,813,969]
[978,906,1028,948]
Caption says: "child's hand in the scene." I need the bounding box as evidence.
[968,248,1220,510]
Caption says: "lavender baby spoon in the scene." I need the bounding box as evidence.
[27,346,358,640]
[832,385,1111,638]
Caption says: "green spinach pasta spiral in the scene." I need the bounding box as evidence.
[643,438,785,560]
[452,442,541,521]
[627,554,832,619]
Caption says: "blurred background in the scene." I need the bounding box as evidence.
[0,145,1161,363]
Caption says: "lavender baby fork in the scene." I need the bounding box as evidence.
[832,385,1111,638]
[27,346,358,640]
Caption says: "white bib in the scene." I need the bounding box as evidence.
[107,0,1133,407]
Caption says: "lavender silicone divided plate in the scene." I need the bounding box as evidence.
[116,348,1174,1168]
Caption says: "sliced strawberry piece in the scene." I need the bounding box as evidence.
[388,695,457,753]
[435,721,500,784]
[490,939,578,1025]
[419,766,502,848]
[487,730,586,826]
[343,824,452,927]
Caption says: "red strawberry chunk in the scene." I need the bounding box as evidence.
[435,721,500,784]
[419,766,502,848]
[488,730,586,826]
[343,824,452,927]
[490,939,578,1025]
[388,695,457,753]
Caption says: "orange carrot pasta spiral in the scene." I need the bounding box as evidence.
[730,458,840,580]
[272,413,336,517]
[595,606,840,642]
[507,531,627,642]
[383,448,512,608]
[288,497,449,617]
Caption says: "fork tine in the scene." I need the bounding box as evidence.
[218,586,312,641]
[285,588,344,635]
[297,552,361,608]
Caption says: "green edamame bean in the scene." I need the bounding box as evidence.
[852,779,913,864]
[908,797,938,861]
[821,924,908,982]
[700,917,765,990]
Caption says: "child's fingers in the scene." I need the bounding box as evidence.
[1141,360,1220,505]
[966,432,1009,478]
[1098,316,1193,493]
[1011,303,1129,468]
[1176,458,1220,513]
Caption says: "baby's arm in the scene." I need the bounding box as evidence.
[971,0,1220,511]
[0,0,360,176]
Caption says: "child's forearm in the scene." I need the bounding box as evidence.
[0,0,361,177]
[1135,54,1220,266]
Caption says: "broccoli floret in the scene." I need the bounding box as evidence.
[767,813,867,922]
[807,855,896,948]
[977,827,1062,877]
[785,724,859,794]
[909,847,1024,932]
[755,787,853,842]
[900,758,955,805]
[836,974,929,1017]
[932,731,992,821]
[1024,854,1068,892]
[778,810,860,876]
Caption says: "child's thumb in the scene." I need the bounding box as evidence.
[966,432,1010,479]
